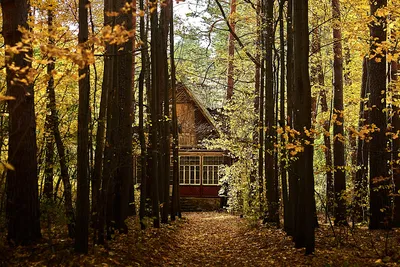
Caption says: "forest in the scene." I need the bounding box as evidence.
[0,0,400,265]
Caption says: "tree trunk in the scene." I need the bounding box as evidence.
[3,0,42,246]
[45,9,76,238]
[368,0,390,230]
[138,0,148,228]
[150,0,160,227]
[311,26,334,221]
[264,0,278,224]
[92,45,109,239]
[354,58,369,223]
[258,0,265,216]
[286,0,295,237]
[332,0,347,226]
[293,0,315,254]
[170,0,181,220]
[114,0,134,233]
[75,0,91,253]
[278,0,289,232]
[226,0,236,100]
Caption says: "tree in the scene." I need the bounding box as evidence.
[354,58,369,223]
[46,6,75,238]
[114,0,134,233]
[292,0,315,254]
[150,0,161,227]
[170,0,181,220]
[2,0,42,245]
[75,0,90,253]
[368,0,390,230]
[264,0,278,224]
[332,0,347,226]
[226,0,236,100]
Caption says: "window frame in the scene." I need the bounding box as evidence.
[179,156,201,185]
[202,156,224,186]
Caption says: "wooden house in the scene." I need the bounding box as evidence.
[174,82,228,200]
[133,83,227,210]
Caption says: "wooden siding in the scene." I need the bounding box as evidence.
[177,103,197,147]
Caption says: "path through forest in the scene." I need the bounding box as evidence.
[2,211,398,266]
[165,212,289,266]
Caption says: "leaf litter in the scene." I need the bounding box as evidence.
[0,212,399,266]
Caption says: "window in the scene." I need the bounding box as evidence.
[202,156,224,185]
[179,156,200,185]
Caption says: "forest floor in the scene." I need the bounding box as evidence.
[0,212,400,266]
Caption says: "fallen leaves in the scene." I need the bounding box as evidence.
[0,212,399,266]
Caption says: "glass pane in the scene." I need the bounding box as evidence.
[214,166,219,184]
[190,166,195,184]
[195,166,200,184]
[203,167,207,184]
[179,166,184,184]
[185,166,190,184]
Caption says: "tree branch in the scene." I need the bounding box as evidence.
[214,0,260,67]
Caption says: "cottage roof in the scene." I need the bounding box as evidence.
[175,82,220,137]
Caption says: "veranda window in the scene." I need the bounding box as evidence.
[202,156,223,185]
[179,156,200,185]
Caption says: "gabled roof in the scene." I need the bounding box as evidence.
[175,82,220,137]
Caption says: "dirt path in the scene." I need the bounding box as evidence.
[163,212,295,266]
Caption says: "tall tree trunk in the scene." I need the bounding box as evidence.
[159,0,171,224]
[353,58,369,223]
[44,10,55,203]
[264,0,278,224]
[138,0,148,228]
[226,0,236,100]
[332,0,347,226]
[75,0,90,253]
[114,0,134,233]
[286,0,295,236]
[278,0,289,232]
[258,0,265,216]
[368,0,390,230]
[46,9,75,238]
[92,44,109,239]
[150,0,160,227]
[2,0,42,245]
[311,26,333,221]
[128,0,138,217]
[293,0,315,254]
[170,0,181,220]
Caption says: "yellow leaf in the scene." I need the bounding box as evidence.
[3,162,15,171]
[0,95,16,101]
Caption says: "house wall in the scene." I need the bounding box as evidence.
[177,103,197,147]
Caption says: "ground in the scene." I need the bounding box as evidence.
[0,212,399,266]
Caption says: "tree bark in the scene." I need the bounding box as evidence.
[354,58,369,223]
[75,0,90,253]
[2,0,42,246]
[226,0,236,100]
[332,0,347,226]
[293,0,315,254]
[368,0,390,230]
[46,9,75,238]
[264,0,278,224]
